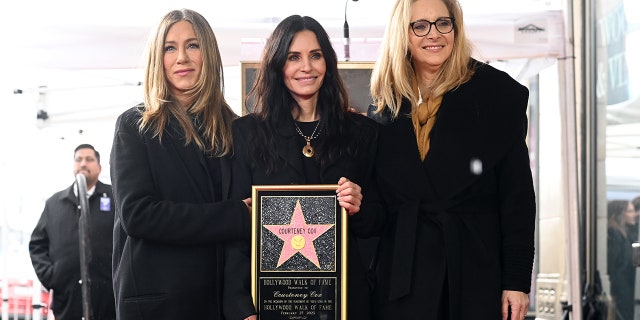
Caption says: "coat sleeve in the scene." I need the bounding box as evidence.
[496,102,537,294]
[110,109,250,245]
[223,119,257,319]
[347,118,388,238]
[29,205,54,290]
[349,177,387,238]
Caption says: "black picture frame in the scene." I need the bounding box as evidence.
[252,185,348,320]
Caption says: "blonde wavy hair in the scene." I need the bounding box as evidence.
[139,9,235,156]
[370,0,474,119]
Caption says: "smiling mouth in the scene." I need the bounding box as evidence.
[296,76,317,81]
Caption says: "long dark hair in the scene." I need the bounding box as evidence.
[608,200,631,238]
[246,15,366,172]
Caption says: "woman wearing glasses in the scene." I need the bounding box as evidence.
[367,0,536,319]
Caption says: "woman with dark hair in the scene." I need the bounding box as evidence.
[607,200,637,320]
[110,9,251,320]
[224,15,384,320]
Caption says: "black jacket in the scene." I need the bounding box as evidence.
[224,113,385,320]
[110,106,250,320]
[368,61,536,319]
[29,181,116,320]
[607,227,635,320]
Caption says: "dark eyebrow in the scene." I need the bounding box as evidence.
[288,48,322,54]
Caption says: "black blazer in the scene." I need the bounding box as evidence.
[110,105,250,320]
[224,113,385,320]
[369,61,536,319]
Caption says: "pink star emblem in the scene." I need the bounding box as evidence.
[264,200,334,268]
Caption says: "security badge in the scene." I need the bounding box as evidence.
[100,193,111,211]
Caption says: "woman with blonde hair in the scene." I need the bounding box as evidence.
[368,0,536,318]
[110,9,251,320]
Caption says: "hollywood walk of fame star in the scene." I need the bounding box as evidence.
[263,200,335,268]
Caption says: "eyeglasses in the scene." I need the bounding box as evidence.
[409,17,455,37]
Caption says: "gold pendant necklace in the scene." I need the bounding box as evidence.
[294,120,321,158]
[302,139,315,157]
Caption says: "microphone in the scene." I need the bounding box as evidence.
[344,0,358,61]
[344,20,350,61]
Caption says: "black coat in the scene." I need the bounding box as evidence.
[29,181,116,320]
[607,228,635,320]
[224,113,385,320]
[110,106,250,320]
[368,62,536,319]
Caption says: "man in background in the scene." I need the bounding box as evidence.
[29,144,116,320]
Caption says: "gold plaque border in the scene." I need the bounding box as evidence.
[251,184,348,319]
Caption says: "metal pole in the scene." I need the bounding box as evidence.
[75,173,92,320]
[559,0,582,318]
[2,214,9,320]
[583,0,598,301]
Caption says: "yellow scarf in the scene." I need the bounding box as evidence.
[411,95,442,160]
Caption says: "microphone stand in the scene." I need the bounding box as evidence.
[343,0,354,61]
[76,173,93,320]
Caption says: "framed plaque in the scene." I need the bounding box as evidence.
[252,185,347,320]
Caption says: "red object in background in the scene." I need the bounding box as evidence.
[0,278,51,319]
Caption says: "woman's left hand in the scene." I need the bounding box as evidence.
[501,290,529,320]
[336,177,362,215]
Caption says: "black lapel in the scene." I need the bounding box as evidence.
[165,117,212,201]
[377,103,429,201]
[424,66,528,201]
[423,83,483,200]
[220,156,232,199]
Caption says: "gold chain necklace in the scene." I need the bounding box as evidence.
[294,120,321,158]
